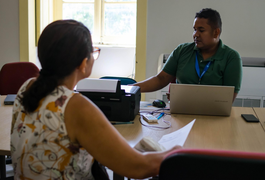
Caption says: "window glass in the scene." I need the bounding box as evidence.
[104,4,136,36]
[105,0,135,2]
[63,0,94,2]
[63,3,94,34]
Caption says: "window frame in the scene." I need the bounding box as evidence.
[53,0,136,46]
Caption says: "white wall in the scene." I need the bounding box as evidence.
[35,46,136,78]
[145,0,265,101]
[0,0,19,69]
[90,46,135,79]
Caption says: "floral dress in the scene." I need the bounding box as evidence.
[11,78,95,180]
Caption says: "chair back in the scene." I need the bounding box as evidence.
[100,76,136,85]
[0,62,39,95]
[159,149,265,180]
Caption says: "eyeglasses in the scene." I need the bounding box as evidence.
[93,47,101,60]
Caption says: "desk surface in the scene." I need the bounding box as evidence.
[254,107,265,131]
[115,107,265,152]
[0,96,12,155]
[1,96,265,156]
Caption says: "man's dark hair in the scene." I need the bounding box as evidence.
[195,8,222,34]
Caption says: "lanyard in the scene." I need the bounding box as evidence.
[195,51,211,84]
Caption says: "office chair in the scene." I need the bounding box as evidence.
[156,149,265,180]
[0,62,39,95]
[0,62,38,179]
[100,76,136,85]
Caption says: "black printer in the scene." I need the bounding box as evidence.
[76,79,141,122]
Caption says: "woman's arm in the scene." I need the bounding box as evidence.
[64,93,180,179]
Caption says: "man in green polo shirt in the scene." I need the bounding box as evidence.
[134,8,242,101]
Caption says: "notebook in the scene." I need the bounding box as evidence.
[4,94,17,105]
[170,84,234,116]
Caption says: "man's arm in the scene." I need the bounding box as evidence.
[133,71,175,93]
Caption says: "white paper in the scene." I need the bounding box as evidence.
[76,78,118,93]
[158,119,196,150]
[120,85,131,92]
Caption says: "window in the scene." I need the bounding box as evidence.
[61,0,136,46]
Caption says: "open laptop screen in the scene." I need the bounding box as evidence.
[170,84,234,116]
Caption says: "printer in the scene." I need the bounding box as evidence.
[76,78,141,122]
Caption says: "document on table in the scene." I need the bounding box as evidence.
[158,119,196,150]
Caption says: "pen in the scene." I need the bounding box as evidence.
[157,112,165,120]
[111,122,134,125]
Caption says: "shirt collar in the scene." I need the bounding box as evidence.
[193,39,225,61]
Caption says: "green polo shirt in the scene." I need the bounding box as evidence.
[163,40,242,93]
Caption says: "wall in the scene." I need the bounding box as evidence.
[35,46,136,79]
[90,46,135,79]
[145,0,265,101]
[0,0,19,69]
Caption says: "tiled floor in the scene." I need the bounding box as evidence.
[106,168,114,180]
[106,168,151,180]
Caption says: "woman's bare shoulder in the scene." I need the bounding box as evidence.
[69,93,97,109]
[64,92,109,144]
[65,92,105,122]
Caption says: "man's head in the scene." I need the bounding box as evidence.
[195,8,222,34]
[193,8,222,51]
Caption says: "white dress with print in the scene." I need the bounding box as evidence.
[11,78,95,180]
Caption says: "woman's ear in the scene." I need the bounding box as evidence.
[78,58,88,74]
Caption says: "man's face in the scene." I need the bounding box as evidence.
[193,17,217,50]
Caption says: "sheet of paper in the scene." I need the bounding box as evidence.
[76,78,118,93]
[158,119,196,150]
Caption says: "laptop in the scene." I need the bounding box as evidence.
[4,94,17,105]
[170,84,234,116]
